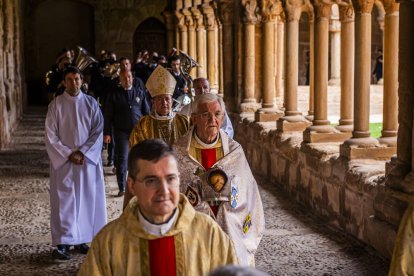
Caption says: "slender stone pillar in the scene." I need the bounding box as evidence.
[240,0,259,113]
[255,0,283,122]
[277,0,310,132]
[336,4,355,134]
[275,16,285,107]
[217,0,235,108]
[192,7,206,78]
[340,0,393,159]
[305,18,315,121]
[218,22,224,97]
[378,0,399,148]
[328,9,341,86]
[163,11,176,54]
[176,11,188,52]
[184,9,197,79]
[303,0,349,143]
[203,5,218,93]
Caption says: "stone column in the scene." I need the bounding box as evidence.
[192,7,206,78]
[275,16,285,107]
[217,20,224,97]
[184,9,197,79]
[340,0,393,159]
[163,11,176,53]
[305,18,315,121]
[277,0,310,132]
[240,0,259,113]
[303,0,349,143]
[328,10,341,86]
[378,0,399,148]
[203,5,219,93]
[256,0,283,122]
[386,0,414,192]
[217,1,235,107]
[336,4,355,134]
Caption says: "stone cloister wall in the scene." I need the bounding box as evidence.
[0,0,25,149]
[169,0,409,260]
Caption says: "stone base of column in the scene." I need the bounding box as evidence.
[303,125,351,143]
[340,137,396,160]
[335,124,353,133]
[255,107,284,122]
[240,100,260,114]
[328,77,340,86]
[276,115,311,132]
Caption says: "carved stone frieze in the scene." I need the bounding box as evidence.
[241,0,259,23]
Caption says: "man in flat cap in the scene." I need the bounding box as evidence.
[125,65,189,208]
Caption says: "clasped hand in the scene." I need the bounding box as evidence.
[69,150,84,165]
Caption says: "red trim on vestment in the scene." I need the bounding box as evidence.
[148,236,176,276]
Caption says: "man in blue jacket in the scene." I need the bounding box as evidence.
[104,69,150,196]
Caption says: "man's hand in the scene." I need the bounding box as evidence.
[103,135,111,144]
[69,150,85,165]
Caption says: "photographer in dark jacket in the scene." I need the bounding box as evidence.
[103,70,150,196]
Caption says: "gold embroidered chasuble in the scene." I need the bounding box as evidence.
[174,128,265,267]
[129,112,189,147]
[78,195,238,276]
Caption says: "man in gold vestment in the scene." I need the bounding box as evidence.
[78,139,238,275]
[174,93,265,266]
[125,65,189,208]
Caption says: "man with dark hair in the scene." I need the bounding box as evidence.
[104,69,150,197]
[168,54,190,100]
[45,66,107,260]
[78,139,238,275]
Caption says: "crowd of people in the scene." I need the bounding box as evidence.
[44,47,265,274]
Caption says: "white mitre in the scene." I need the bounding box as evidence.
[145,65,177,98]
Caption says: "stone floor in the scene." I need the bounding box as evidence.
[0,108,389,275]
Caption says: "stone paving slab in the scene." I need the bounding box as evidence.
[0,111,389,275]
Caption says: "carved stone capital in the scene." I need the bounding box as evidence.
[217,0,235,25]
[183,9,195,30]
[241,0,259,23]
[283,0,307,21]
[381,0,400,13]
[351,0,374,13]
[175,11,187,31]
[162,11,176,30]
[203,7,217,30]
[191,7,205,29]
[338,3,355,21]
[260,0,282,22]
[313,0,334,19]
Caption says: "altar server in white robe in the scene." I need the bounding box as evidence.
[45,66,107,261]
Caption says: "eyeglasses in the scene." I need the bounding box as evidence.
[197,111,224,120]
[135,174,180,189]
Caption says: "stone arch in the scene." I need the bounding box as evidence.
[24,0,95,105]
[132,17,167,57]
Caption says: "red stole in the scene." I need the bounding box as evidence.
[148,236,176,276]
[201,148,219,216]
